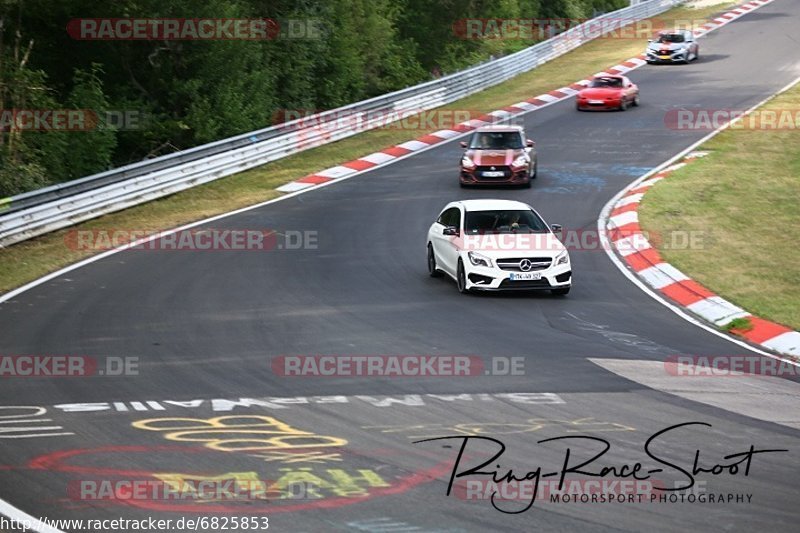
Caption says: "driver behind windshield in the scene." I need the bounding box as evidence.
[469,132,522,149]
[657,33,684,43]
[591,77,622,88]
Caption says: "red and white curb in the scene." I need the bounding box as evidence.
[606,149,800,358]
[276,0,775,194]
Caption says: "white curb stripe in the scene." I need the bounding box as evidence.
[634,176,664,189]
[662,163,687,172]
[511,101,538,111]
[488,110,514,119]
[315,166,358,179]
[615,193,644,207]
[359,152,396,165]
[397,140,430,151]
[762,332,800,356]
[276,181,315,192]
[615,235,652,257]
[429,129,460,139]
[638,263,689,289]
[608,210,639,229]
[686,297,750,326]
[461,119,490,128]
[536,94,560,103]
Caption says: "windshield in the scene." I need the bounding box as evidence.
[657,33,685,43]
[464,210,549,234]
[468,131,523,150]
[589,77,623,88]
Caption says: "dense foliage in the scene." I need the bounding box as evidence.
[0,0,625,196]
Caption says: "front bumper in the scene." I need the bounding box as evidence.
[646,50,688,63]
[576,98,622,111]
[463,260,572,291]
[460,167,529,186]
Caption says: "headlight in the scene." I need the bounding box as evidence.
[461,156,475,169]
[511,155,529,168]
[468,251,491,267]
[555,251,569,266]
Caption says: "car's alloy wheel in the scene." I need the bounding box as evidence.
[456,260,468,293]
[427,244,442,278]
[619,99,628,111]
[530,160,538,179]
[633,94,640,107]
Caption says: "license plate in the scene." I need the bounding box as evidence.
[482,171,504,177]
[659,55,670,59]
[589,99,603,104]
[510,272,541,281]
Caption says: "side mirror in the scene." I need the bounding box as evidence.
[443,226,459,236]
[550,224,562,234]
[459,141,468,149]
[526,139,535,147]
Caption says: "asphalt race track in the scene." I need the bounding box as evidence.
[1,2,800,531]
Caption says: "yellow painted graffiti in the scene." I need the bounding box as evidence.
[133,416,347,454]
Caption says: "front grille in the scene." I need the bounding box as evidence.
[497,257,552,272]
[474,166,511,179]
[499,278,551,289]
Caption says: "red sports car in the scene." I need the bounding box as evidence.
[576,75,639,111]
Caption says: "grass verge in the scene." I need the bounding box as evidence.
[0,2,735,294]
[639,80,800,330]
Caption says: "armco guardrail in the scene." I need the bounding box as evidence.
[0,0,680,247]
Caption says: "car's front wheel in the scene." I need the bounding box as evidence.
[456,259,469,294]
[619,99,628,111]
[632,94,640,107]
[530,160,538,179]
[551,286,570,296]
[427,244,442,278]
